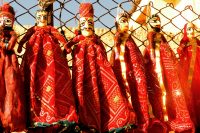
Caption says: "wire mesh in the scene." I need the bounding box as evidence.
[6,0,200,65]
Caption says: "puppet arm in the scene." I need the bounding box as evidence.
[64,35,85,54]
[50,27,75,54]
[51,27,67,44]
[17,26,35,53]
[7,31,17,51]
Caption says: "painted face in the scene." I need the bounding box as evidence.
[80,17,94,37]
[186,23,195,39]
[117,16,129,33]
[149,16,161,32]
[36,11,48,27]
[0,15,13,28]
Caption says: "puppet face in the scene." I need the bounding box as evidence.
[149,16,161,32]
[36,10,48,27]
[0,14,13,28]
[117,16,129,33]
[186,23,195,39]
[80,17,94,37]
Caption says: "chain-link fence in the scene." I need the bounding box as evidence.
[6,0,200,65]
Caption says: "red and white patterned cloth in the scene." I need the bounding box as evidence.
[144,31,194,133]
[110,32,149,132]
[177,24,200,130]
[0,29,26,132]
[67,34,136,132]
[19,26,78,126]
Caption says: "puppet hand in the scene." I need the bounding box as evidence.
[66,48,72,54]
[63,48,72,57]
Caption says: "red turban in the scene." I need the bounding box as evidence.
[0,3,15,20]
[79,2,94,18]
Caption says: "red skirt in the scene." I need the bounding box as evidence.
[20,27,78,127]
[0,50,26,132]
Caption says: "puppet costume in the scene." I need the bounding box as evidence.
[65,3,136,133]
[0,3,26,132]
[177,23,200,130]
[17,10,78,128]
[144,15,194,133]
[110,12,149,132]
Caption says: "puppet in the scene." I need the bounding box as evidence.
[0,3,26,132]
[177,22,200,131]
[110,7,149,132]
[144,14,194,133]
[17,1,78,131]
[65,2,136,133]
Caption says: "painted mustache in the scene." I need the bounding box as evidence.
[81,27,94,31]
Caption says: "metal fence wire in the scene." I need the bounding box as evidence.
[6,0,200,66]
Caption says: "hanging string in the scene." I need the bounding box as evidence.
[59,0,67,41]
[38,0,55,10]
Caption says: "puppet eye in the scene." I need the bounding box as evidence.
[87,18,94,25]
[80,22,85,27]
[2,17,13,27]
[88,21,93,25]
[37,15,41,20]
[120,19,127,23]
[6,19,11,23]
[42,15,47,20]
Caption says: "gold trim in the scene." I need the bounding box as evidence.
[188,39,197,88]
[154,42,168,121]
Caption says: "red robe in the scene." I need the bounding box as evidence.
[18,26,78,127]
[0,29,26,132]
[110,32,149,132]
[177,38,200,129]
[66,34,136,133]
[144,31,194,133]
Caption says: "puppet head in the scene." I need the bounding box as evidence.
[36,0,54,27]
[36,9,49,27]
[79,2,94,37]
[185,22,195,39]
[181,22,195,44]
[148,14,161,32]
[0,3,15,28]
[115,11,130,33]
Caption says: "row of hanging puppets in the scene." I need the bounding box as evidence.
[0,0,199,133]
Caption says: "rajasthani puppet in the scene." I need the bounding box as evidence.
[144,14,194,133]
[65,2,136,133]
[110,10,149,132]
[0,3,26,132]
[17,2,78,130]
[177,22,200,131]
